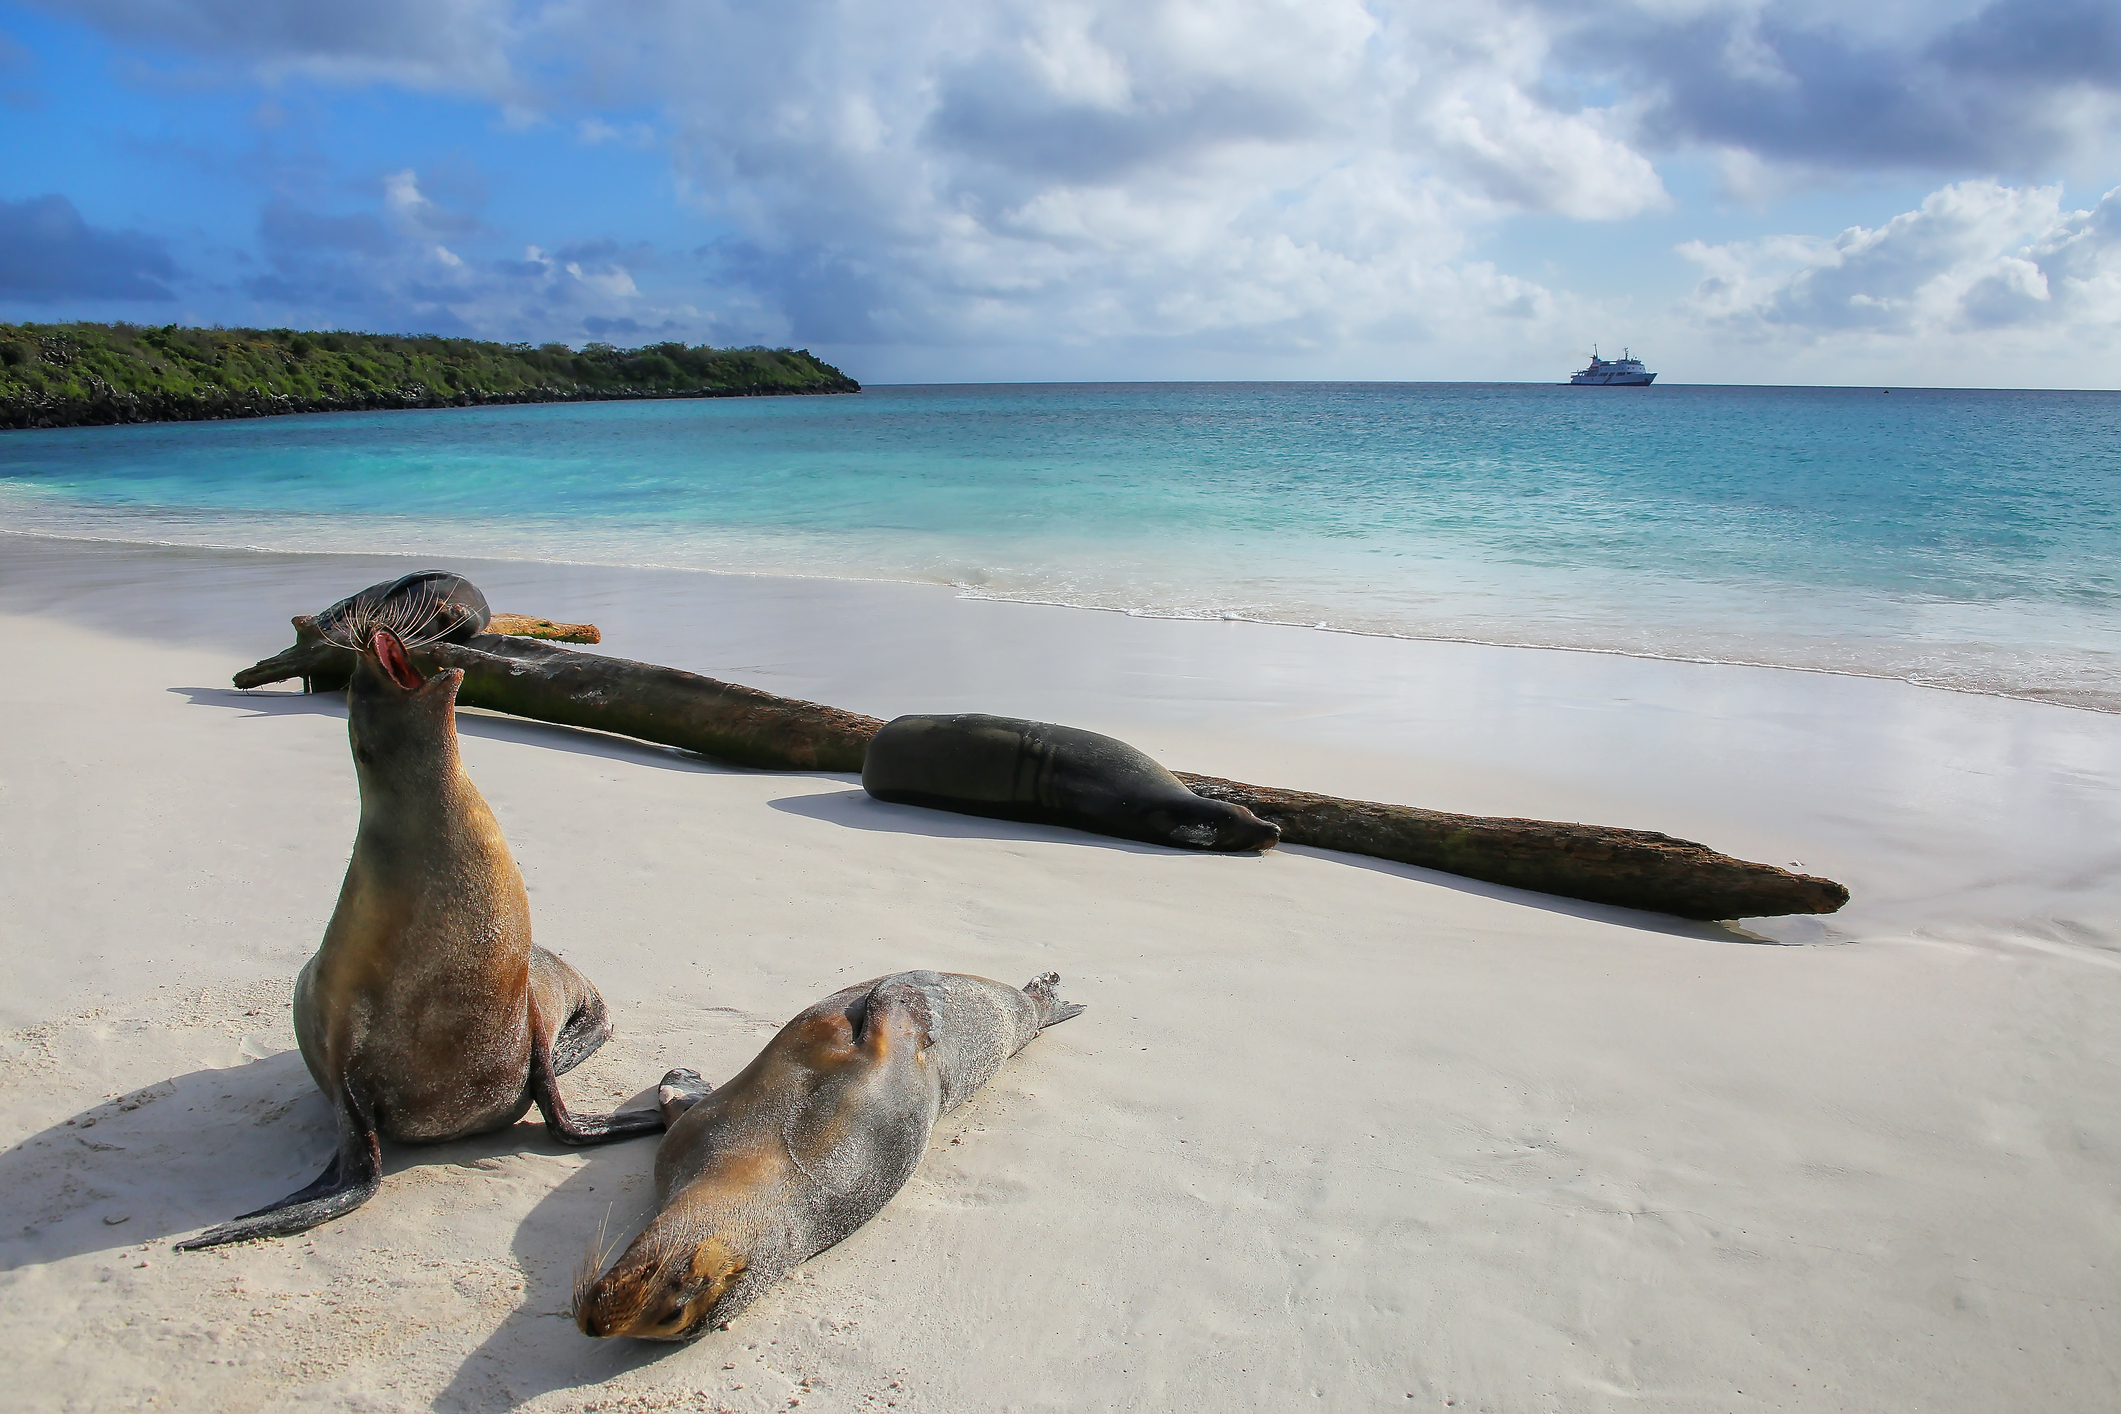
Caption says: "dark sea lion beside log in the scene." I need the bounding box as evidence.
[316,570,492,645]
[862,712,1281,853]
[239,571,602,695]
[279,571,491,693]
[573,970,1084,1340]
[178,611,668,1251]
[315,572,602,648]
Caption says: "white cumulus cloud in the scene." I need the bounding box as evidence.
[523,0,1670,359]
[1680,180,2121,341]
[25,0,2121,378]
[38,0,1673,361]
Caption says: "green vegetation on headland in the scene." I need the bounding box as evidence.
[0,322,860,431]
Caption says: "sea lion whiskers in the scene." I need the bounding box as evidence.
[315,576,461,654]
[573,1208,622,1324]
[574,1195,756,1339]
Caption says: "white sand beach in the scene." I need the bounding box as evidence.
[2,532,2117,1412]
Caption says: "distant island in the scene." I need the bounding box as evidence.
[0,322,860,431]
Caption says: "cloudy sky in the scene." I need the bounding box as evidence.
[1,0,2116,385]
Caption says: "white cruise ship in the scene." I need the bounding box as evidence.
[1569,348,1656,386]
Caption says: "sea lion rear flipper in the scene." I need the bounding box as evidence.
[658,1068,713,1125]
[532,946,613,1077]
[1022,972,1086,1028]
[526,993,668,1147]
[174,1088,383,1251]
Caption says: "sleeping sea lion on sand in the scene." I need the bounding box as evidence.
[573,970,1083,1339]
[178,603,666,1250]
[862,713,1279,852]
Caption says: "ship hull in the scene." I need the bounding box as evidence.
[1569,372,1656,386]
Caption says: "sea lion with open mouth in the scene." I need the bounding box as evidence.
[178,598,668,1251]
[573,969,1083,1339]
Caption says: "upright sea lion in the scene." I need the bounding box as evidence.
[862,713,1279,852]
[178,614,665,1251]
[573,970,1084,1339]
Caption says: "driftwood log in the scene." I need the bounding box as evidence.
[236,620,1848,918]
[1175,774,1847,920]
[426,637,879,773]
[236,621,879,772]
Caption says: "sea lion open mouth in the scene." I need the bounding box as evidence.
[371,629,427,691]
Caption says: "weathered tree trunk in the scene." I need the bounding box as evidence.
[1174,773,1847,919]
[422,637,880,773]
[234,629,879,773]
[231,616,354,694]
[234,628,1848,917]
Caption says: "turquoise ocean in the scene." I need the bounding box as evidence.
[2,382,2116,710]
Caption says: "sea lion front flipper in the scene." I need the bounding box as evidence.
[784,979,936,1197]
[175,1086,383,1251]
[525,993,667,1147]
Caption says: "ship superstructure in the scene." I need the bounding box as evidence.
[1570,348,1656,386]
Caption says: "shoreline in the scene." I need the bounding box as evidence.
[8,525,2115,718]
[7,377,2114,718]
[949,582,2121,716]
[3,532,2119,1410]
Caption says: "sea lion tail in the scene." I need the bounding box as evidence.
[1022,972,1086,1029]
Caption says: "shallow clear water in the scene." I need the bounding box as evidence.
[3,382,2117,708]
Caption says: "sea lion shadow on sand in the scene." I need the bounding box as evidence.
[432,1023,795,1407]
[430,1139,691,1409]
[768,786,1270,857]
[0,1054,323,1271]
[168,684,350,720]
[0,1052,671,1272]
